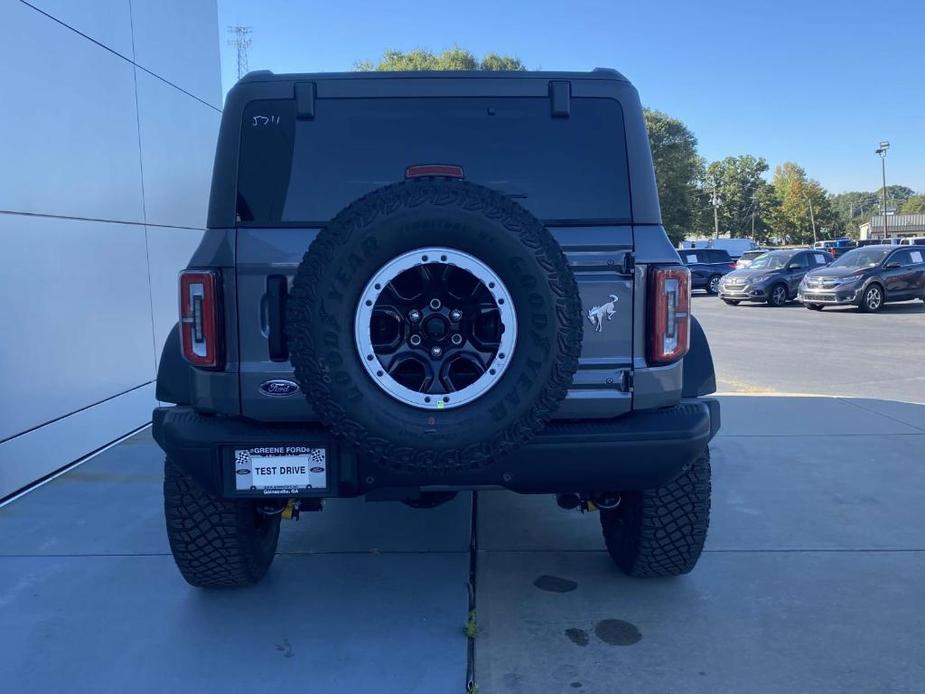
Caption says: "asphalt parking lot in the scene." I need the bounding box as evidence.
[1,294,923,693]
[693,292,925,402]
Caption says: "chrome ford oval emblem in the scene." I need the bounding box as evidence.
[259,379,300,397]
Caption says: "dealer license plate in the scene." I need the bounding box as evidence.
[233,446,328,495]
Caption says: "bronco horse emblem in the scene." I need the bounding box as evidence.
[587,295,619,332]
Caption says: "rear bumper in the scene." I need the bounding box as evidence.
[152,398,720,498]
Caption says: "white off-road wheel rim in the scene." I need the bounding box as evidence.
[354,247,517,410]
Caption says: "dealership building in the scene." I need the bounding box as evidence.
[859,214,925,241]
[0,1,220,499]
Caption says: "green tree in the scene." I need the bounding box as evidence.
[828,187,919,237]
[884,185,915,211]
[767,162,834,244]
[901,194,925,214]
[829,191,879,238]
[478,52,528,71]
[355,47,525,72]
[701,155,771,238]
[644,109,704,245]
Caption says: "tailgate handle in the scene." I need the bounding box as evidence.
[267,275,289,361]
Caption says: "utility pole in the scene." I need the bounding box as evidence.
[227,25,252,80]
[806,195,817,244]
[707,179,721,239]
[875,140,890,240]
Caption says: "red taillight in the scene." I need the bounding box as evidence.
[179,270,223,369]
[405,164,465,179]
[728,262,736,269]
[647,266,691,365]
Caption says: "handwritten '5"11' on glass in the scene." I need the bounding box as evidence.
[251,115,280,127]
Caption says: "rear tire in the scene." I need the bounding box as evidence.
[707,275,721,295]
[767,283,788,307]
[600,448,711,577]
[164,459,281,588]
[722,299,740,306]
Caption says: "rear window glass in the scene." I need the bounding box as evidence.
[236,97,631,225]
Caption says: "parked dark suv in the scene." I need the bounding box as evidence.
[153,69,720,587]
[678,248,735,294]
[718,249,830,306]
[799,245,925,312]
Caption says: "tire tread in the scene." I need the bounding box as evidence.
[163,459,280,588]
[600,448,711,577]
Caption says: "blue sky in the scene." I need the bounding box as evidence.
[218,0,924,194]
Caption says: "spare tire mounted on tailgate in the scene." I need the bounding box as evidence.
[287,178,582,472]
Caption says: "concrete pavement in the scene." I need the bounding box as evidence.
[474,395,925,693]
[0,432,471,693]
[0,362,925,694]
[2,400,924,690]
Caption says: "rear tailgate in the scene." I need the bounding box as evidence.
[236,226,634,421]
[232,78,636,421]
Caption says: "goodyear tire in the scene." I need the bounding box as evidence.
[287,178,582,472]
[163,459,280,588]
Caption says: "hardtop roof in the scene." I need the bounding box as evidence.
[237,67,629,84]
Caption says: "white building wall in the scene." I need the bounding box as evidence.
[0,0,221,499]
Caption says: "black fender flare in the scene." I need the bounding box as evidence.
[155,323,192,405]
[682,315,716,397]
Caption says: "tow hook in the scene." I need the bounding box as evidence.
[556,493,621,513]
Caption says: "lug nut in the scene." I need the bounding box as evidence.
[450,309,463,321]
[410,335,422,346]
[431,346,443,358]
[429,298,442,310]
[451,333,463,345]
[408,309,421,322]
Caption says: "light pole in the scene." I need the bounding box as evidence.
[875,140,890,240]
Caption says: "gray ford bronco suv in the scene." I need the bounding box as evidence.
[153,68,720,587]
